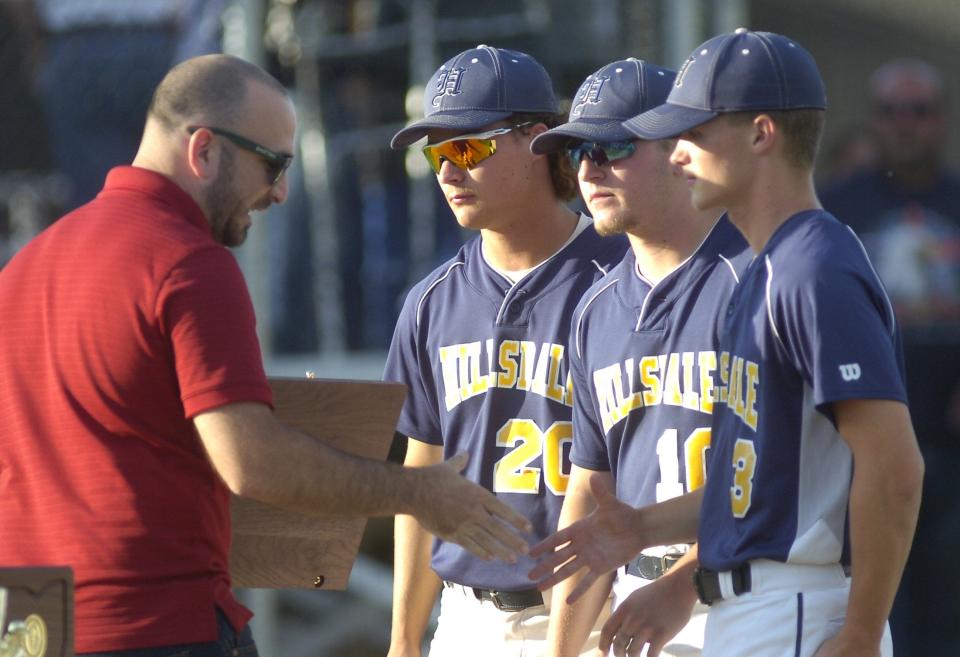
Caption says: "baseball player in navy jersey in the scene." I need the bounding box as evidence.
[528,58,751,657]
[529,30,923,657]
[383,45,628,657]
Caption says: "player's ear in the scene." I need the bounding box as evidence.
[524,123,551,160]
[186,127,220,182]
[750,114,777,156]
[526,122,550,137]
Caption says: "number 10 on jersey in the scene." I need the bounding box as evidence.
[656,427,712,502]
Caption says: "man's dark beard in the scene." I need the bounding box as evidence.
[205,150,243,247]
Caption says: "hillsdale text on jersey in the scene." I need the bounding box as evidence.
[438,339,761,436]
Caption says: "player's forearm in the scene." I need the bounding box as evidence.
[389,512,442,654]
[547,572,613,657]
[546,469,614,657]
[835,399,923,646]
[842,447,922,643]
[635,488,703,546]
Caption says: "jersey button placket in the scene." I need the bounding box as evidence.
[504,289,527,323]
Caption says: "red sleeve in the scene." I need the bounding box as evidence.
[158,246,274,418]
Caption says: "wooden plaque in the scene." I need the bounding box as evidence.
[0,567,74,657]
[230,377,406,590]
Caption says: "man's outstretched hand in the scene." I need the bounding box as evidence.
[527,477,646,603]
[415,453,533,562]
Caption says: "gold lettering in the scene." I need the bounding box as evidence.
[458,344,471,401]
[497,340,519,388]
[467,341,488,397]
[718,351,730,405]
[618,357,643,418]
[744,360,759,431]
[439,345,462,411]
[517,341,536,391]
[663,353,683,406]
[681,351,700,411]
[485,338,495,388]
[546,344,566,403]
[531,344,551,397]
[640,356,662,406]
[593,364,623,434]
[727,355,740,414]
[733,356,746,419]
[564,371,575,407]
[699,351,717,414]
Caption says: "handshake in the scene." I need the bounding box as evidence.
[423,459,645,595]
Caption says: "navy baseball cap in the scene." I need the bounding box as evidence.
[390,45,558,149]
[529,58,676,154]
[624,29,827,140]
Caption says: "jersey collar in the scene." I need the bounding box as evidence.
[101,166,212,236]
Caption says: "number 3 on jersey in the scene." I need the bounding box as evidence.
[730,438,757,517]
[493,419,572,495]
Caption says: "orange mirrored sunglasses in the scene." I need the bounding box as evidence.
[421,122,532,174]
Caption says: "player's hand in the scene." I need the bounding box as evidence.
[600,576,696,657]
[527,477,645,602]
[414,452,532,562]
[813,630,882,657]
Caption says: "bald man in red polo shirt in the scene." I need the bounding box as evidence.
[0,54,531,657]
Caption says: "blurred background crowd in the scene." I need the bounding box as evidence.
[1,1,958,656]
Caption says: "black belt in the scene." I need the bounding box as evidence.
[692,564,752,606]
[625,553,683,580]
[446,582,544,612]
[693,563,852,606]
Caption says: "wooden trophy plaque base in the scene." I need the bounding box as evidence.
[230,377,406,589]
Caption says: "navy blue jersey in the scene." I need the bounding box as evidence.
[384,220,628,590]
[699,210,908,571]
[570,217,750,509]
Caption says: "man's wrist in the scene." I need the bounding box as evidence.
[397,464,429,517]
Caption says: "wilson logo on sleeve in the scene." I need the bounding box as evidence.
[838,363,861,382]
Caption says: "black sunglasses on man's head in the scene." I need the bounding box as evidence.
[188,126,293,185]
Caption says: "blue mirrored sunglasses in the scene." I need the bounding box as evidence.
[567,141,637,169]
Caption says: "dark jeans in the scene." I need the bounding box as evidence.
[81,610,258,657]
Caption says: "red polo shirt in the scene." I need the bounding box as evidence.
[0,167,273,652]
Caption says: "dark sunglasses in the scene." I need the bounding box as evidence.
[421,122,533,174]
[567,140,637,169]
[188,126,293,185]
[874,101,941,121]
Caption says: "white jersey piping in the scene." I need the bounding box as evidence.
[415,261,464,328]
[575,277,620,360]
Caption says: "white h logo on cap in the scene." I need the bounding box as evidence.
[432,68,465,108]
[571,76,607,117]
